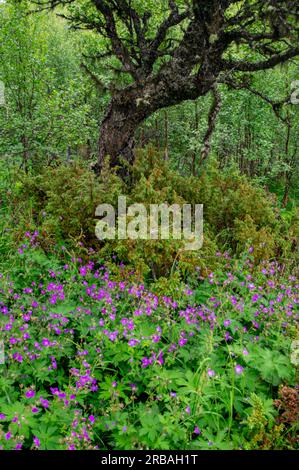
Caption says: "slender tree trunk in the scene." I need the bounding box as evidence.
[21,135,29,173]
[200,86,221,164]
[282,118,294,209]
[139,127,145,148]
[155,117,160,150]
[191,100,199,175]
[66,146,71,163]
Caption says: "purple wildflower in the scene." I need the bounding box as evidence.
[33,436,41,448]
[25,390,35,399]
[235,364,244,375]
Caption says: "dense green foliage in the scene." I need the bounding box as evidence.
[0,1,298,200]
[2,149,298,279]
[0,230,298,450]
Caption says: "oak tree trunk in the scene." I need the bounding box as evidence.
[97,91,148,174]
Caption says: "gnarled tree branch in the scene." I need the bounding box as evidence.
[200,85,222,163]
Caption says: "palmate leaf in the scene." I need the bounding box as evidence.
[105,346,132,365]
[176,369,200,394]
[242,369,268,395]
[11,419,33,440]
[0,402,29,420]
[49,304,77,315]
[31,423,60,450]
[248,349,293,386]
[193,284,212,304]
[150,368,185,385]
[234,396,247,415]
[195,429,232,450]
[1,402,37,439]
[139,413,160,443]
[0,375,16,400]
[260,351,292,386]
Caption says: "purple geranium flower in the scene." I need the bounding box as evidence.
[235,364,244,375]
[89,415,95,424]
[33,436,41,448]
[25,390,35,399]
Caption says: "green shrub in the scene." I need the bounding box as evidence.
[6,148,296,278]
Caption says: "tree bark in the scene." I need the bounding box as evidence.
[96,67,215,174]
[200,86,221,164]
[96,91,148,174]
